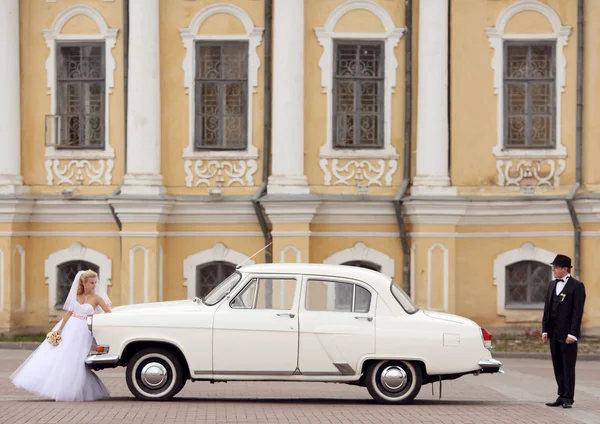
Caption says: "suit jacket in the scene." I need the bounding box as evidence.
[542,276,586,340]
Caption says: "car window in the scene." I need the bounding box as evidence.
[231,278,297,310]
[305,279,372,313]
[390,281,419,314]
[202,271,242,306]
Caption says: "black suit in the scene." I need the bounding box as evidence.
[542,275,586,402]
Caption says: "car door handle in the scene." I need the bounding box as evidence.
[355,316,373,321]
[277,313,295,318]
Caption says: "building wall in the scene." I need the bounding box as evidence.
[0,0,598,336]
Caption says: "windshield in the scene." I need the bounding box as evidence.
[202,271,243,306]
[390,282,419,314]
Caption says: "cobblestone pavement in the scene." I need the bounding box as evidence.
[0,349,599,424]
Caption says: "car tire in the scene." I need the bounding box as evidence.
[366,360,422,404]
[126,348,185,401]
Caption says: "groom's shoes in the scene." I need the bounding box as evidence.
[562,400,574,408]
[545,397,564,407]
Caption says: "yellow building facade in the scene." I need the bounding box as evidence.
[1,0,598,335]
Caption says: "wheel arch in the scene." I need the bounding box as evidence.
[121,340,192,380]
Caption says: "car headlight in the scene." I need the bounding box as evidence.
[87,315,93,333]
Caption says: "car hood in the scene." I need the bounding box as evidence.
[110,299,197,314]
[422,310,478,326]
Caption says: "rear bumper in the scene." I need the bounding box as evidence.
[478,358,504,374]
[85,353,120,370]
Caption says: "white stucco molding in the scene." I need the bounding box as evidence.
[280,246,302,263]
[129,245,149,305]
[427,243,449,312]
[323,241,395,279]
[183,242,255,299]
[180,3,264,161]
[315,0,404,161]
[13,245,25,312]
[42,4,118,161]
[493,242,555,322]
[44,242,112,316]
[486,0,571,160]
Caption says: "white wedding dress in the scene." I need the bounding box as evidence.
[10,302,110,401]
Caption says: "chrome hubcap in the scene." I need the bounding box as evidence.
[380,365,408,392]
[140,362,168,389]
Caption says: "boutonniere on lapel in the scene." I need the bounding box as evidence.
[560,293,567,303]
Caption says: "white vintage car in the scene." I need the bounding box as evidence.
[85,263,502,403]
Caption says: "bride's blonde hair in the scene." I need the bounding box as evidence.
[77,270,98,295]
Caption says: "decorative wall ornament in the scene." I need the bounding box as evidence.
[496,159,566,188]
[486,0,571,160]
[319,158,397,187]
[184,159,258,187]
[45,159,114,186]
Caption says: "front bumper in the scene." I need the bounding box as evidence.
[85,353,120,370]
[478,358,504,374]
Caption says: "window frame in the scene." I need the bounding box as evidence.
[229,276,299,311]
[502,40,556,150]
[195,260,237,300]
[193,40,250,152]
[303,277,373,314]
[55,260,100,310]
[331,39,385,150]
[54,41,107,150]
[504,260,551,309]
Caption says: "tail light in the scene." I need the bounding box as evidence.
[481,328,492,349]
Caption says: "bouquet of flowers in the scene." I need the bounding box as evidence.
[46,331,62,347]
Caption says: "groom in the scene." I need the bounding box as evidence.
[542,254,586,409]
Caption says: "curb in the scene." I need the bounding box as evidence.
[0,341,41,350]
[492,351,600,361]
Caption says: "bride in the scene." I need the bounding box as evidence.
[10,269,112,401]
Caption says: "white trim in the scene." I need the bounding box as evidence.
[426,243,449,312]
[159,244,164,302]
[280,246,302,263]
[13,245,25,312]
[0,249,3,311]
[271,231,312,237]
[409,242,416,302]
[42,4,118,161]
[323,242,395,278]
[183,242,254,299]
[129,245,149,304]
[315,0,404,161]
[44,242,112,316]
[485,0,571,160]
[180,3,264,161]
[493,242,556,321]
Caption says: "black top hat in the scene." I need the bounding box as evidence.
[550,254,572,269]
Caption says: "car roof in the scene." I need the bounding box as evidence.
[237,263,392,287]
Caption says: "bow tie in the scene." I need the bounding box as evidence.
[554,277,568,283]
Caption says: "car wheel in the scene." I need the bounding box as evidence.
[126,348,184,401]
[366,360,422,404]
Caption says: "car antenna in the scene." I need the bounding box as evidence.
[235,242,273,269]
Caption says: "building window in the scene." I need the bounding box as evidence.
[196,261,236,298]
[56,42,106,149]
[505,260,550,307]
[333,41,384,149]
[56,260,100,309]
[194,42,248,151]
[504,41,555,149]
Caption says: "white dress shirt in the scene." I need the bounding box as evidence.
[543,274,577,341]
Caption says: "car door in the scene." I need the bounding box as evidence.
[298,275,376,376]
[212,274,301,375]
